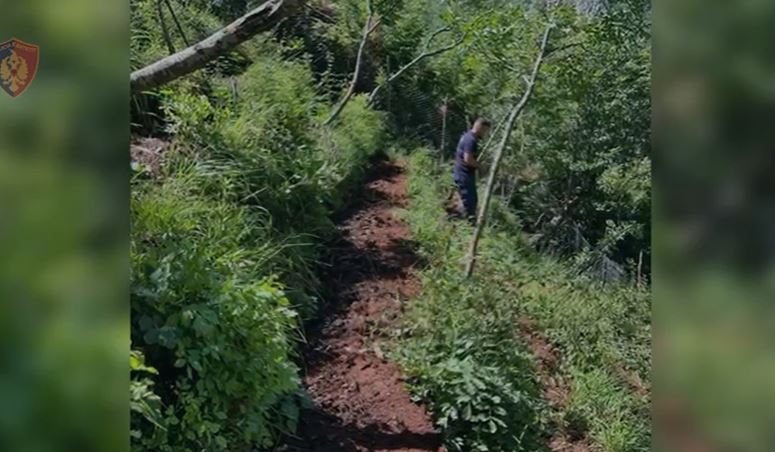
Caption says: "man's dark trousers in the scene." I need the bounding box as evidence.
[455,176,477,220]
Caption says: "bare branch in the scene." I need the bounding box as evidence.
[545,41,584,57]
[130,0,301,93]
[476,108,511,162]
[164,0,191,47]
[464,25,554,278]
[323,0,379,126]
[157,0,176,54]
[368,27,464,105]
[426,26,451,44]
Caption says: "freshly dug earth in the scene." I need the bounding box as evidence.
[287,159,442,452]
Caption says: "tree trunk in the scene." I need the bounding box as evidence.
[130,0,301,93]
[323,0,379,126]
[464,25,552,278]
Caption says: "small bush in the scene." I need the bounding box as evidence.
[131,176,301,450]
[419,358,541,452]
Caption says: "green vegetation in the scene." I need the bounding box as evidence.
[389,0,651,280]
[130,88,382,449]
[130,0,650,450]
[395,150,650,451]
[130,19,384,447]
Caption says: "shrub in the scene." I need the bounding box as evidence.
[131,175,301,450]
[418,358,541,452]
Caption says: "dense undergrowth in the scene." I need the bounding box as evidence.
[380,0,651,281]
[130,46,384,449]
[129,0,650,449]
[394,150,650,452]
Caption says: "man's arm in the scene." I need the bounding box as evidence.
[463,151,479,169]
[462,136,479,169]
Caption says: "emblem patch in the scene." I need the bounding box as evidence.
[0,38,39,98]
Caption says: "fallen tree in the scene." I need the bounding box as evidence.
[130,0,301,93]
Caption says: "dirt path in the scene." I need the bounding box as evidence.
[286,159,441,452]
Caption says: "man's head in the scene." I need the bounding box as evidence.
[472,117,491,139]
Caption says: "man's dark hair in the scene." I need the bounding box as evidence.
[474,117,491,128]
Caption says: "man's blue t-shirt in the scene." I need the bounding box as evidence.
[453,130,478,183]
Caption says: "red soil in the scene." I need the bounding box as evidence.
[286,159,442,452]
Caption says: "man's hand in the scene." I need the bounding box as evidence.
[463,152,479,169]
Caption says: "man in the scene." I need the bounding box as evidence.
[453,117,490,221]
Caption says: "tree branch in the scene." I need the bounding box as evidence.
[464,25,553,278]
[156,0,176,54]
[323,0,378,126]
[368,27,464,105]
[476,108,511,162]
[164,0,191,47]
[545,41,584,57]
[130,0,301,93]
